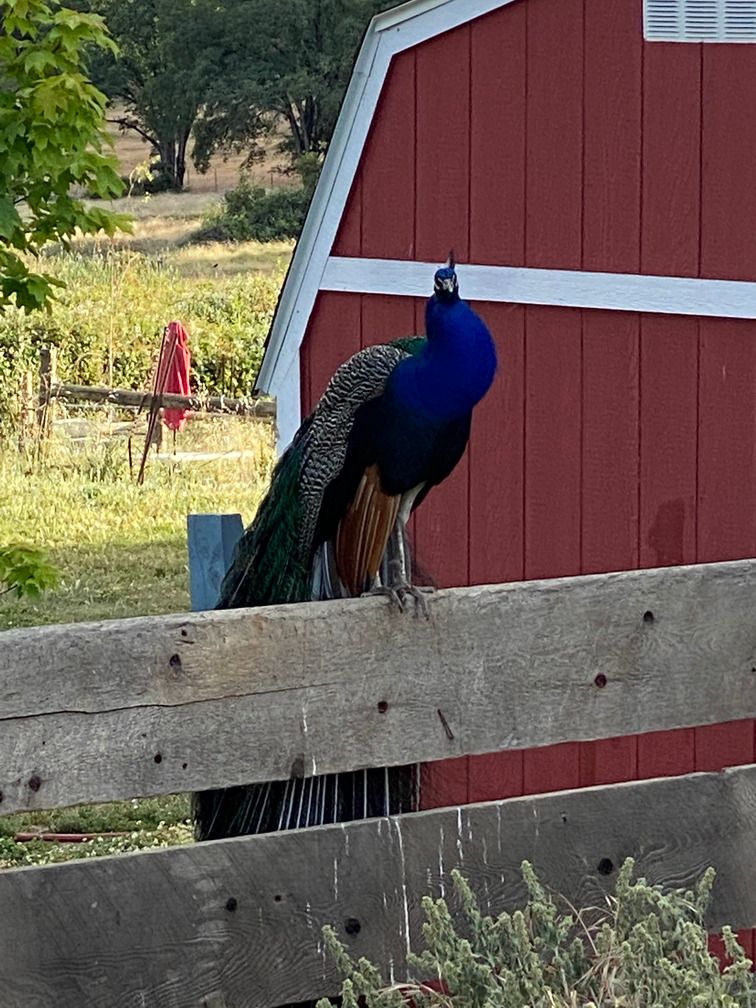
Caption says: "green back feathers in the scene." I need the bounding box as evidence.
[217,424,311,608]
[391,335,426,356]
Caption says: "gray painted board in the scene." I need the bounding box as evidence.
[187,512,243,611]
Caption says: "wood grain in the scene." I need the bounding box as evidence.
[1,764,755,1008]
[3,562,756,813]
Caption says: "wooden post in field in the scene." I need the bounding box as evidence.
[37,347,57,440]
[18,370,35,451]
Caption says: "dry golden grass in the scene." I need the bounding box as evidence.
[106,103,294,195]
[171,238,294,277]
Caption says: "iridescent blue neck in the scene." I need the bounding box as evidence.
[389,294,497,421]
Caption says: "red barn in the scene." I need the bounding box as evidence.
[257,0,756,955]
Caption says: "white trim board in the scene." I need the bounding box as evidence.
[322,256,756,319]
[256,0,523,403]
[273,256,756,449]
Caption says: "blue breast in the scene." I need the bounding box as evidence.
[389,297,497,421]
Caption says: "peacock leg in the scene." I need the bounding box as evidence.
[363,514,435,617]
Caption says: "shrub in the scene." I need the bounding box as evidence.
[317,860,755,1008]
[194,176,311,243]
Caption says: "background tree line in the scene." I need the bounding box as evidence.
[78,0,387,192]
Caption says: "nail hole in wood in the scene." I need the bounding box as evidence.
[28,774,41,792]
[597,858,614,876]
[344,917,361,935]
[642,610,654,624]
[182,762,188,770]
[154,753,162,764]
[225,897,238,913]
[561,813,568,824]
[594,673,607,689]
[180,628,188,637]
[169,653,182,670]
[0,790,4,804]
[274,894,282,902]
[377,700,389,714]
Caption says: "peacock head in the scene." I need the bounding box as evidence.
[433,251,459,303]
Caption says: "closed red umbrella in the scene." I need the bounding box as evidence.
[161,320,191,432]
[136,320,193,484]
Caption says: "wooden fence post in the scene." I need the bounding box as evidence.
[37,346,57,439]
[186,513,244,611]
[18,370,35,451]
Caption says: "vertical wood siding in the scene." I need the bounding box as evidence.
[298,0,756,949]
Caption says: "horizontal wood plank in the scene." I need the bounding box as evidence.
[49,382,276,418]
[0,764,754,1008]
[1,561,756,812]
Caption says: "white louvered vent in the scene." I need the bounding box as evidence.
[645,0,756,40]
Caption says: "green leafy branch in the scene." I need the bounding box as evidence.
[0,544,59,598]
[0,0,131,311]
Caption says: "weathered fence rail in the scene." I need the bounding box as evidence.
[1,765,755,1007]
[1,558,756,1007]
[1,559,756,815]
[46,381,277,418]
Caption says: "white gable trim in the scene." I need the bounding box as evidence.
[257,0,522,402]
[323,256,756,318]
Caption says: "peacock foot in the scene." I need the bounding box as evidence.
[362,583,435,618]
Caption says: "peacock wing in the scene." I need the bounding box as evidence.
[334,463,401,596]
[218,343,409,608]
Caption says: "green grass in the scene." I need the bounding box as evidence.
[0,422,274,864]
[0,420,274,629]
[0,796,193,868]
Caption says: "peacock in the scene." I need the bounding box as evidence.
[193,255,497,840]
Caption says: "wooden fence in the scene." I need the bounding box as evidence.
[1,559,756,1006]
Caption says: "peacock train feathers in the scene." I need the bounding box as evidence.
[193,257,497,841]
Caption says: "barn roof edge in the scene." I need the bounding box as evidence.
[256,0,515,432]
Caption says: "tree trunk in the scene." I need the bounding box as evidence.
[157,137,185,190]
[176,130,191,189]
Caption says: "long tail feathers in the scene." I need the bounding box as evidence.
[193,348,431,842]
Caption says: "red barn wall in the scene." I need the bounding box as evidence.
[298,0,756,957]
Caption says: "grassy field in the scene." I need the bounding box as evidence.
[0,125,287,864]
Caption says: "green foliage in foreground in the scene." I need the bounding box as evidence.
[318,861,755,1008]
[0,0,129,310]
[0,543,59,598]
[195,177,311,243]
[0,249,285,430]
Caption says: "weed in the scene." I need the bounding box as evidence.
[317,862,755,1008]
